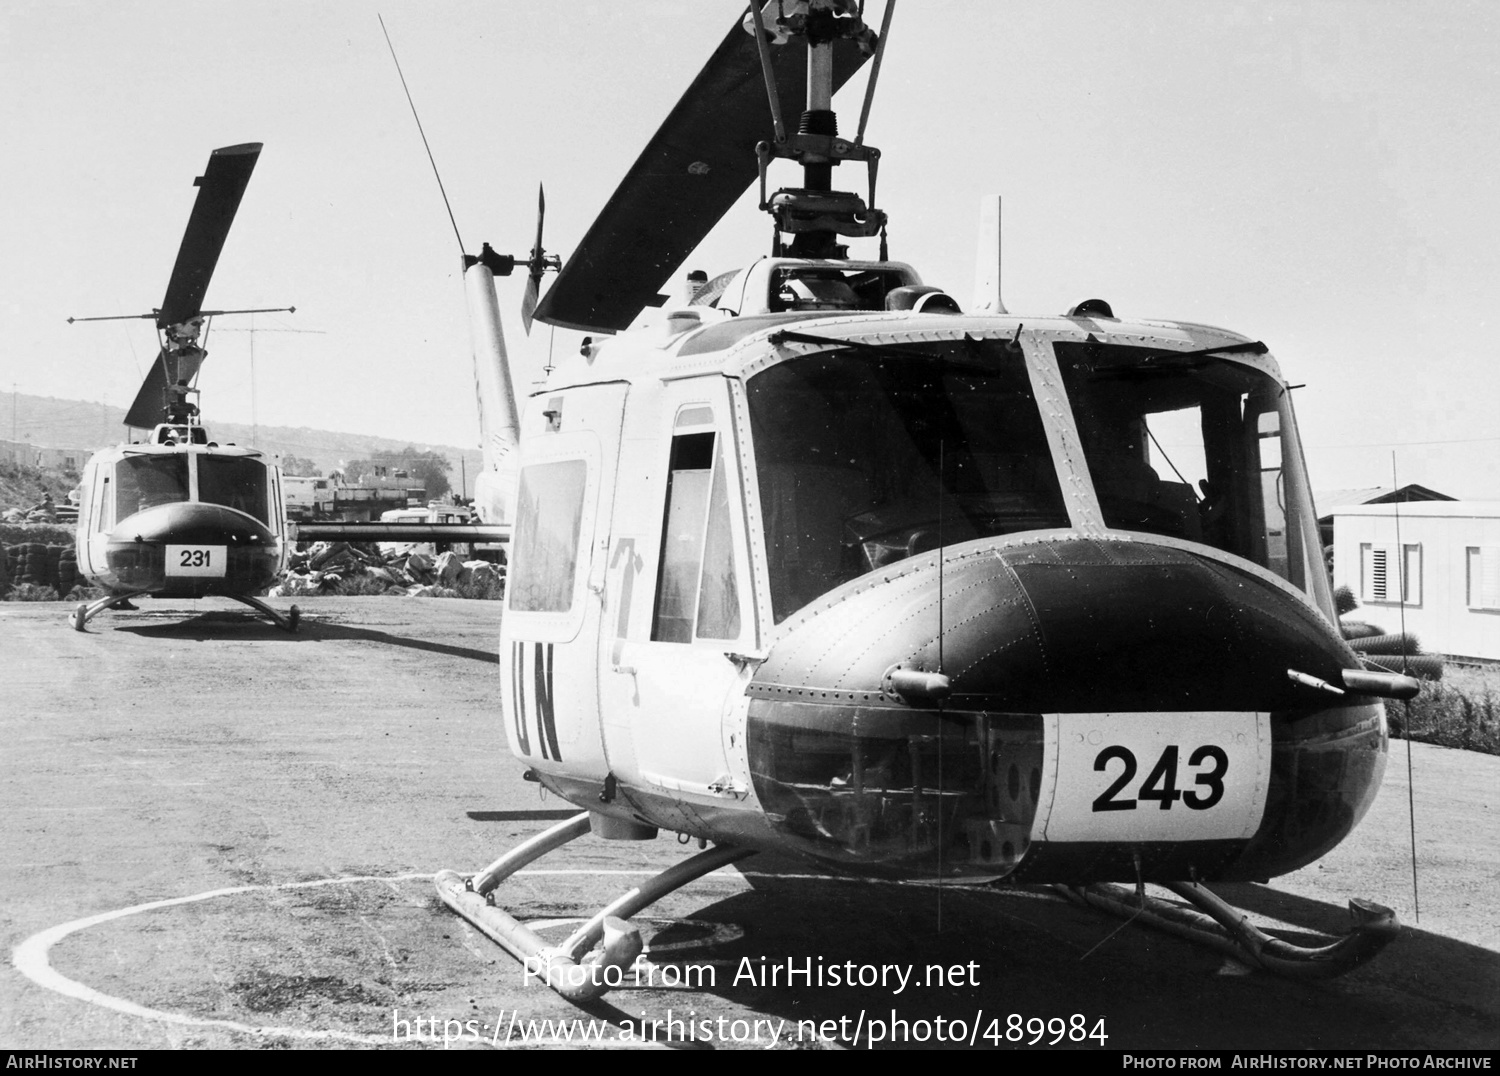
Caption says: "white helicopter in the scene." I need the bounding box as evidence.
[68,143,300,633]
[434,1,1421,999]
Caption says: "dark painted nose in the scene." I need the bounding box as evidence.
[106,502,279,593]
[745,535,1384,883]
[758,535,1352,712]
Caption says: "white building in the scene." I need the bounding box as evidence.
[1333,501,1500,662]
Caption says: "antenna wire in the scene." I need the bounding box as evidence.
[379,14,466,255]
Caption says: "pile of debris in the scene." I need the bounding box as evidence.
[2,493,78,526]
[273,541,505,600]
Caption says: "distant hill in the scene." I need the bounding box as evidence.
[4,391,483,495]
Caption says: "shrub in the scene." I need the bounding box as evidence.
[453,574,505,601]
[325,574,398,597]
[1395,666,1500,756]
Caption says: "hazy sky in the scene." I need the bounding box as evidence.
[3,1,1498,496]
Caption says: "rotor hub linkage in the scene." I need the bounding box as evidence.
[750,1,886,251]
[467,241,560,280]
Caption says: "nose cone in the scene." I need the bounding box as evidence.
[106,502,280,595]
[746,536,1385,882]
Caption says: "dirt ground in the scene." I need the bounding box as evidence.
[1,596,1496,1051]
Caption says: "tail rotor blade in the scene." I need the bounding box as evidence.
[531,184,546,264]
[522,184,547,335]
[521,274,540,335]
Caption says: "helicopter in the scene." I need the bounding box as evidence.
[67,143,300,633]
[432,1,1423,999]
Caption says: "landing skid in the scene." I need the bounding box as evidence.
[435,812,756,1002]
[70,592,300,632]
[228,592,300,632]
[1058,881,1398,979]
[71,592,149,632]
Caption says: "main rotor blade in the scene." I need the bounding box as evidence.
[156,143,262,329]
[532,21,871,333]
[123,345,175,430]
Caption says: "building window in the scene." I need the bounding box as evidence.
[1361,542,1422,605]
[1468,547,1500,610]
[1360,544,1389,603]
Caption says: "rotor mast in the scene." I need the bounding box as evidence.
[751,0,888,259]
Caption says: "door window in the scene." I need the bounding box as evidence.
[652,431,742,642]
[508,459,588,613]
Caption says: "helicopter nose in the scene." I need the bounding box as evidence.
[745,535,1385,883]
[106,502,280,594]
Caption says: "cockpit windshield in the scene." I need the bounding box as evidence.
[111,452,271,526]
[197,455,270,525]
[744,334,1324,623]
[115,455,189,519]
[746,342,1070,622]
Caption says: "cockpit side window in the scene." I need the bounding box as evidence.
[114,455,189,519]
[746,344,1071,622]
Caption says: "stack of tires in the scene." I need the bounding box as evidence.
[1336,586,1444,681]
[57,545,78,597]
[1347,631,1445,681]
[1,541,65,597]
[16,542,51,591]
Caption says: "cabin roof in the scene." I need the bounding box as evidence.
[534,309,1277,393]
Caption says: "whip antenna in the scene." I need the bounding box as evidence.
[379,14,465,255]
[1390,453,1420,922]
[936,439,946,930]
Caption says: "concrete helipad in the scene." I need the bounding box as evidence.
[2,597,1496,1050]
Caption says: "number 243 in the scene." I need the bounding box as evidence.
[1091,744,1227,812]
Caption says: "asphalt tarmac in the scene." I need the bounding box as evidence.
[2,596,1496,1051]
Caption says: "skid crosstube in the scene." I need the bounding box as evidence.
[435,812,756,1002]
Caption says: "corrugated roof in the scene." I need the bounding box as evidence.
[1315,484,1456,520]
[1332,500,1500,519]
